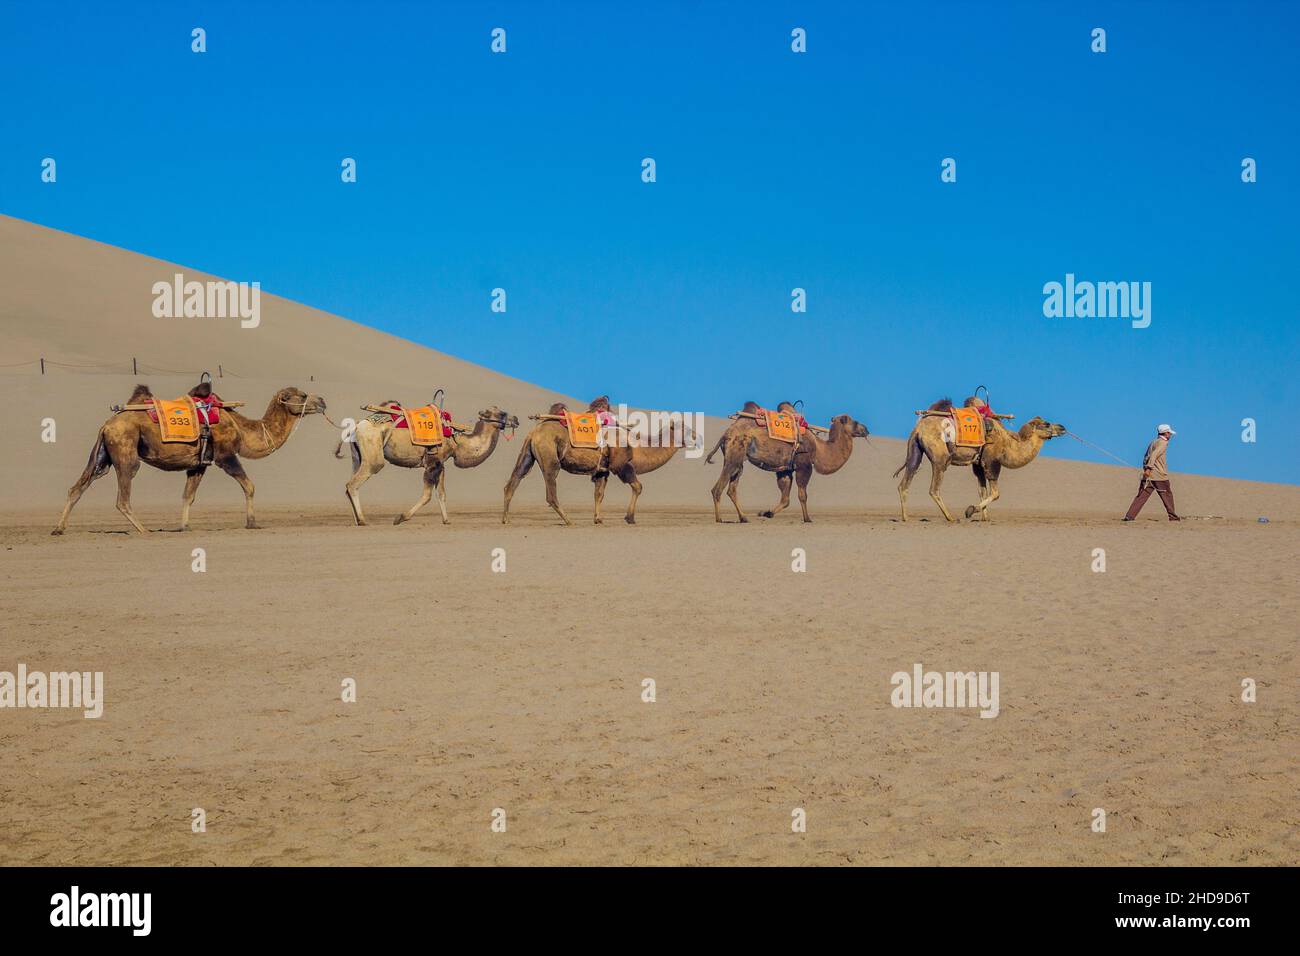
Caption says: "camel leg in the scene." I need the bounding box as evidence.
[220,457,259,529]
[928,461,956,523]
[434,464,450,525]
[897,466,917,522]
[52,431,112,535]
[344,436,385,527]
[896,433,927,523]
[113,453,149,534]
[760,472,794,519]
[394,462,436,526]
[502,440,536,524]
[726,468,747,523]
[617,464,642,525]
[712,442,749,523]
[795,463,813,523]
[179,467,207,531]
[541,459,572,526]
[967,461,1001,522]
[592,474,607,525]
[710,462,733,523]
[966,462,988,521]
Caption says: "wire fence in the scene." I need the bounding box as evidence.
[0,357,320,380]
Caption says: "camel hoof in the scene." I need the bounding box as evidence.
[50,528,64,536]
[803,518,813,523]
[738,516,749,524]
[964,506,977,519]
[759,511,774,519]
[246,523,261,530]
[594,518,603,525]
[624,515,635,525]
[393,515,405,525]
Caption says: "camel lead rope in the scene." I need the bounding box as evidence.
[1065,430,1134,469]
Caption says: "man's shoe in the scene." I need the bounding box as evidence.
[1169,516,1181,522]
[1121,517,1135,522]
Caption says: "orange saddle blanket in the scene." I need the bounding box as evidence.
[761,408,800,444]
[565,411,602,449]
[949,407,985,447]
[403,406,446,447]
[153,397,200,443]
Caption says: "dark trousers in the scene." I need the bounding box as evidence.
[1124,479,1177,519]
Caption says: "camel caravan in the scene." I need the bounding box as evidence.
[51,380,1065,533]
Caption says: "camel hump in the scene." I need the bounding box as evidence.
[128,384,154,404]
[928,397,954,411]
[547,402,568,416]
[740,401,761,414]
[189,381,213,400]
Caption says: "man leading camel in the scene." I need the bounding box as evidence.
[1122,423,1181,522]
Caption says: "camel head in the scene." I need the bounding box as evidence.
[277,386,327,417]
[478,406,519,431]
[1019,416,1067,440]
[830,414,870,438]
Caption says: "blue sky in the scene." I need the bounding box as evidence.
[2,1,1297,482]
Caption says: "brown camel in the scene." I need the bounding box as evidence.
[502,397,696,525]
[52,384,326,534]
[893,398,1067,522]
[335,404,519,526]
[709,403,870,522]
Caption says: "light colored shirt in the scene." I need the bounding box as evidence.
[1142,436,1170,481]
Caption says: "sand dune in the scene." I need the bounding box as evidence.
[1,215,1295,866]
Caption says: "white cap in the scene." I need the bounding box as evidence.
[1157,423,1176,435]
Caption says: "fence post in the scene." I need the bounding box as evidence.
[133,357,138,375]
[218,364,223,378]
[40,357,45,375]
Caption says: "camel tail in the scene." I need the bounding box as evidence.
[704,433,727,464]
[333,437,361,469]
[893,431,924,478]
[76,427,112,487]
[507,435,536,484]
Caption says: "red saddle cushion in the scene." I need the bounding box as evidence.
[145,396,223,425]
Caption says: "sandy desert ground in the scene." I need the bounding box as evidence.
[1,215,1296,865]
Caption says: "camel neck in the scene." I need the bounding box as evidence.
[232,396,296,458]
[996,429,1045,468]
[812,422,854,475]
